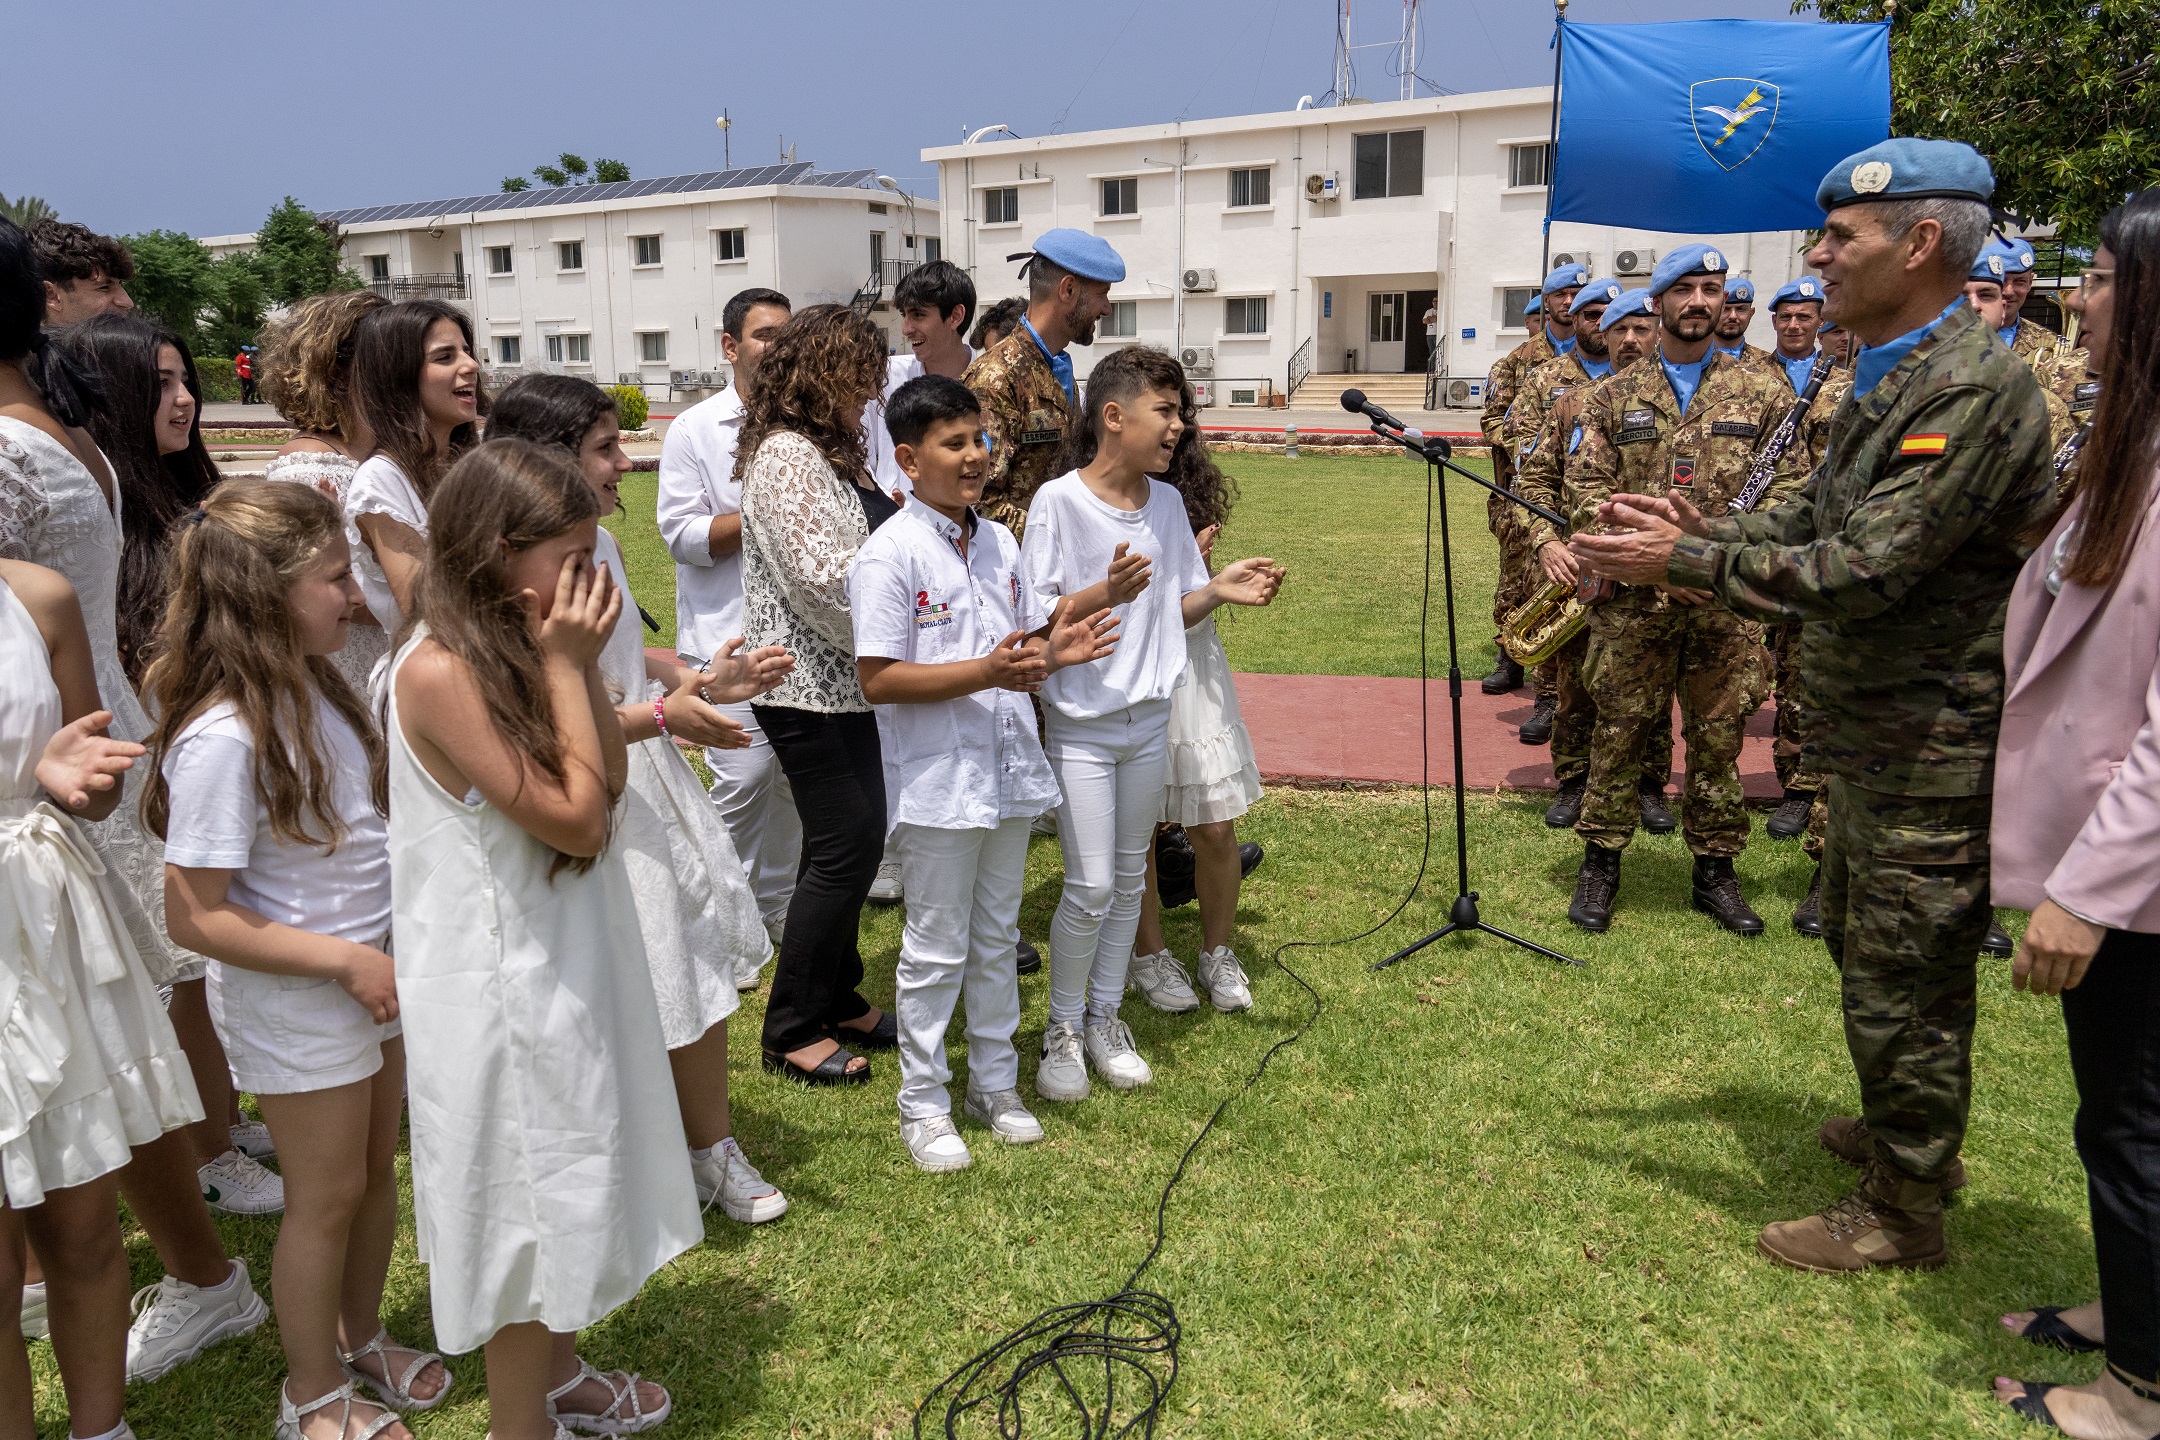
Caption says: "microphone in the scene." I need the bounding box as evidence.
[1340,387,1411,432]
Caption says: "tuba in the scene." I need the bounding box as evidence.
[1501,575,1610,668]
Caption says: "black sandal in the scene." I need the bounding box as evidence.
[762,1044,870,1086]
[2015,1306,2104,1354]
[2004,1381,2062,1430]
[829,1009,898,1052]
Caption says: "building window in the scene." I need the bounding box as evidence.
[1228,167,1272,208]
[1101,300,1138,337]
[1224,297,1268,335]
[924,236,941,263]
[545,334,591,364]
[714,227,747,262]
[557,241,583,272]
[871,232,885,270]
[1369,292,1406,343]
[486,245,513,275]
[1100,177,1139,217]
[638,332,668,363]
[631,235,662,267]
[495,335,521,364]
[1509,143,1552,189]
[452,252,464,283]
[1502,287,1539,329]
[365,254,390,281]
[983,187,1019,225]
[1352,130,1425,199]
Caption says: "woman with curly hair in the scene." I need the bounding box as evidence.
[736,303,896,1085]
[258,289,389,690]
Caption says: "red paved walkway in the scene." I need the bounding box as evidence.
[1233,672,1782,800]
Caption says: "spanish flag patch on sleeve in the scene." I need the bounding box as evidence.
[1898,434,1949,456]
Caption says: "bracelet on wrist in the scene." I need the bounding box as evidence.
[653,698,669,737]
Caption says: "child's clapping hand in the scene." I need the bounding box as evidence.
[1041,599,1120,673]
[1212,556,1286,608]
[982,630,1050,693]
[1106,541,1153,606]
[34,710,143,814]
[700,638,795,703]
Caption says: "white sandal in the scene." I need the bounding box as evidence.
[340,1328,453,1413]
[546,1358,671,1435]
[276,1378,405,1440]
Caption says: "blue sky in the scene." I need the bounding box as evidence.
[5,0,1808,238]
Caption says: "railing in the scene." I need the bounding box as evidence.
[366,273,467,300]
[1425,372,1442,411]
[849,257,924,314]
[1286,336,1313,400]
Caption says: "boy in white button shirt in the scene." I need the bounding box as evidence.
[849,376,1119,1172]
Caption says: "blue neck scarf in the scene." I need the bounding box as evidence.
[1578,353,1613,380]
[1022,316,1075,406]
[1545,322,1576,355]
[1779,350,1820,394]
[1854,298,1964,399]
[1714,341,1746,360]
[1660,350,1711,415]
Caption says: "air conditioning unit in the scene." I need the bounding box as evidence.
[1614,247,1657,276]
[1191,379,1215,406]
[1180,345,1216,374]
[1550,251,1591,274]
[1304,172,1339,201]
[1227,384,1262,407]
[1182,268,1217,293]
[1444,377,1480,407]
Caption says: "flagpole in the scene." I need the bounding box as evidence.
[1541,0,1566,274]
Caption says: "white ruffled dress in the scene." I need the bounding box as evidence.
[1159,615,1264,826]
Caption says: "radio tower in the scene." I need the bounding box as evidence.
[1333,0,1425,104]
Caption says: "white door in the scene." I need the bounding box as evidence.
[1366,291,1407,372]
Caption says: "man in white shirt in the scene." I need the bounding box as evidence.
[870,260,979,501]
[656,287,799,962]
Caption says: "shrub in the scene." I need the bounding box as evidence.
[608,384,649,431]
[193,355,240,403]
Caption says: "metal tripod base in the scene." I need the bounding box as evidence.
[1373,891,1584,970]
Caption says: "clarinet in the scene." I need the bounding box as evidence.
[1728,356,1832,514]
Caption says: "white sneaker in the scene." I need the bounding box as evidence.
[126,1258,270,1384]
[762,912,787,950]
[229,1119,275,1160]
[1197,945,1255,1013]
[964,1086,1045,1144]
[1035,1020,1091,1103]
[1030,810,1059,837]
[20,1282,46,1340]
[868,860,904,905]
[901,1114,973,1173]
[691,1137,788,1224]
[199,1148,284,1215]
[1127,950,1200,1014]
[1083,1015,1154,1090]
[734,957,765,991]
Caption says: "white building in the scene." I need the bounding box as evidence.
[278,163,938,398]
[923,90,1813,410]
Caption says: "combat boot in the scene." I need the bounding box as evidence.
[1982,921,2015,958]
[1756,1161,1947,1273]
[1637,781,1677,834]
[1567,843,1621,932]
[1544,775,1587,829]
[1691,855,1764,936]
[1818,1116,1967,1193]
[1766,787,1816,840]
[1480,654,1525,695]
[1518,692,1556,745]
[1793,865,1824,937]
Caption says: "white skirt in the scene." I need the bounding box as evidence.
[1160,617,1264,827]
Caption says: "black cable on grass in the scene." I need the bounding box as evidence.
[912,464,1444,1438]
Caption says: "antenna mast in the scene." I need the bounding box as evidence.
[1334,0,1425,104]
[1400,0,1420,101]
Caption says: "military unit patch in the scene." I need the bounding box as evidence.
[1710,421,1761,439]
[2072,382,2100,413]
[1898,434,1949,456]
[1671,457,1696,488]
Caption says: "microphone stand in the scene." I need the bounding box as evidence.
[1357,414,1582,970]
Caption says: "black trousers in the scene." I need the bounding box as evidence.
[2062,927,2160,1385]
[754,705,885,1055]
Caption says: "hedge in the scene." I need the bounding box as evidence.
[193,356,241,403]
[608,384,649,431]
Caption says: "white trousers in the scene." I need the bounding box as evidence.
[893,818,1029,1120]
[704,699,801,933]
[1043,699,1172,1028]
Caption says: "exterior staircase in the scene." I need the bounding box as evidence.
[1301,371,1439,414]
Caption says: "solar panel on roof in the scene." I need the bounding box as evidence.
[317,160,861,225]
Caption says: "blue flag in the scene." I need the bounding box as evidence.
[1550,19,1890,233]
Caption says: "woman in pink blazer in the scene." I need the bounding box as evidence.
[1992,189,2160,1438]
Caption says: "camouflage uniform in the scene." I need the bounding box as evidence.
[962,326,1074,540]
[1719,340,1780,374]
[2005,315,2059,365]
[1483,327,1564,695]
[1507,352,1672,787]
[1667,302,2054,1182]
[2032,343,2098,462]
[1566,351,1802,854]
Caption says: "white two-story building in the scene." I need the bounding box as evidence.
[924,89,1814,410]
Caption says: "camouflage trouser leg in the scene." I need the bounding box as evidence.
[1486,447,1519,642]
[1769,623,1825,795]
[1554,626,1674,787]
[1578,607,1752,855]
[1803,788,1829,861]
[1819,778,1990,1184]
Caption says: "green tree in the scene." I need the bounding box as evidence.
[202,253,270,358]
[501,175,531,193]
[518,153,631,189]
[1806,0,2159,242]
[253,197,358,302]
[0,193,56,228]
[122,229,214,346]
[593,158,630,183]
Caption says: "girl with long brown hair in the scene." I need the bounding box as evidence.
[735,304,898,1085]
[145,479,447,1440]
[387,439,697,1440]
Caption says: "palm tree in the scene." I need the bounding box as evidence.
[0,193,57,228]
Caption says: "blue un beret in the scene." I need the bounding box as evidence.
[1816,137,1995,213]
[1770,277,1825,310]
[1524,295,1543,317]
[1011,227,1126,283]
[2000,237,2036,274]
[1969,248,2007,283]
[1724,277,1756,305]
[1649,243,1729,297]
[1599,288,1656,331]
[1541,263,1589,296]
[1568,279,1623,316]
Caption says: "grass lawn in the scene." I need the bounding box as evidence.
[85,472,2095,1438]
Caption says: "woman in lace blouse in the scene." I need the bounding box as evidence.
[737,305,899,1085]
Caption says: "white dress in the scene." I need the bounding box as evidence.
[0,577,202,1207]
[385,629,700,1355]
[1160,616,1264,826]
[0,417,198,984]
[262,449,389,694]
[595,529,761,1049]
[343,455,428,637]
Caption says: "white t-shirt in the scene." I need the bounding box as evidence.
[344,456,429,633]
[654,385,748,665]
[162,696,391,946]
[870,348,975,501]
[1018,470,1212,721]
